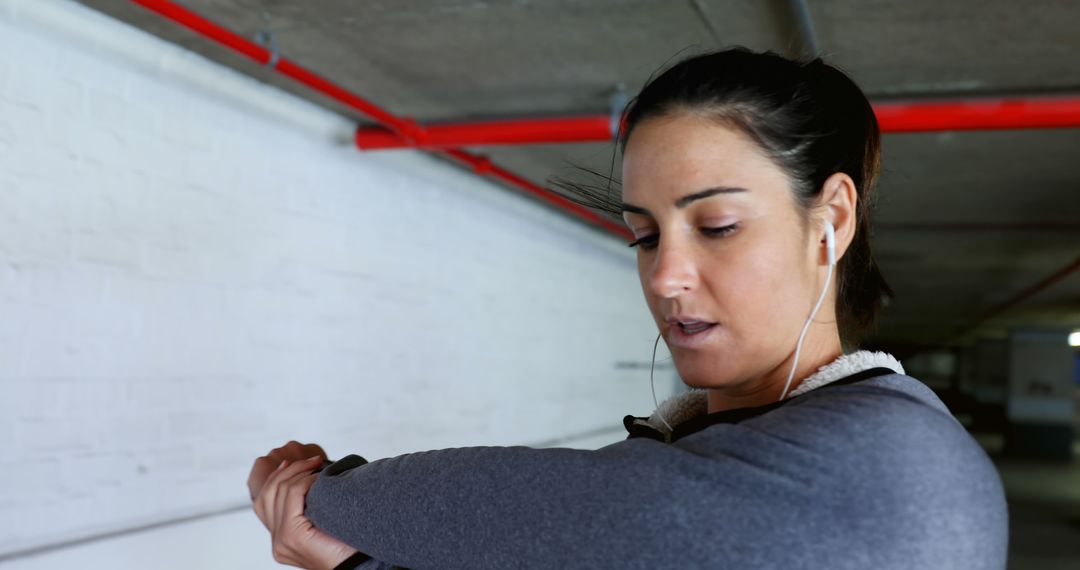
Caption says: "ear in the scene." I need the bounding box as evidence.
[817,172,858,265]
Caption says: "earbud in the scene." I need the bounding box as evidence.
[824,221,836,267]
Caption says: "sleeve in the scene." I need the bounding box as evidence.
[303,439,714,569]
[315,458,400,570]
[303,389,1010,570]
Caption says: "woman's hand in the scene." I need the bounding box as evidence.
[250,443,360,569]
[248,440,328,502]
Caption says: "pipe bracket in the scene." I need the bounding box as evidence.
[609,83,628,140]
[254,28,281,69]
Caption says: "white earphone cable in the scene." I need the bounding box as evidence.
[778,254,835,401]
[650,331,674,432]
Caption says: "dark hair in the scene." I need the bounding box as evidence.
[554,47,893,344]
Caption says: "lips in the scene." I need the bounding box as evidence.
[666,318,718,349]
[679,321,714,334]
[665,315,717,328]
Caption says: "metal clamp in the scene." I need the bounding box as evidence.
[255,28,281,69]
[609,83,628,140]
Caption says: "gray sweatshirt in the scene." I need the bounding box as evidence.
[305,352,1008,569]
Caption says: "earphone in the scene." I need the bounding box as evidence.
[649,331,673,432]
[824,220,836,267]
[648,220,837,429]
[778,220,836,401]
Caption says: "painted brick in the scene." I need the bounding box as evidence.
[0,0,660,563]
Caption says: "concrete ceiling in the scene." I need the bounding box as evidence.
[77,0,1080,353]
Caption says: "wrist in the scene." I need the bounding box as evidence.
[316,545,362,570]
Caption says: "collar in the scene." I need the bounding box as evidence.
[624,350,905,442]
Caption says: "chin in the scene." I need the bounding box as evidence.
[673,357,736,390]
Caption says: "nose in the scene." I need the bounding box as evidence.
[647,236,698,299]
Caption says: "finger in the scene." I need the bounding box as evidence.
[273,458,322,523]
[254,453,284,501]
[265,444,295,463]
[266,457,322,527]
[270,469,320,566]
[247,456,279,501]
[283,472,319,521]
[257,459,291,527]
[259,454,321,513]
[276,442,327,463]
[299,470,319,492]
[302,443,327,460]
[274,465,305,523]
[281,440,305,460]
[290,473,320,528]
[272,472,321,566]
[275,455,323,482]
[264,440,300,462]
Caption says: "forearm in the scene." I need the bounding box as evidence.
[303,442,677,568]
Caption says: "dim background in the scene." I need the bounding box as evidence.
[1,1,1078,568]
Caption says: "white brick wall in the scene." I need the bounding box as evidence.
[0,0,675,566]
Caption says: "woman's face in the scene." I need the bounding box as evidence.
[621,112,827,397]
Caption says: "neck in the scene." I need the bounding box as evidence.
[706,327,842,413]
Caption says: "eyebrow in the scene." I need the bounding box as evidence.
[620,186,749,216]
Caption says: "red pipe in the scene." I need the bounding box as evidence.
[357,116,614,150]
[129,0,629,239]
[874,96,1080,133]
[355,95,1080,150]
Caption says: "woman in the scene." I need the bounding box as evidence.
[247,48,1008,569]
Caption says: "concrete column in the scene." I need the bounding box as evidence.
[1005,329,1076,460]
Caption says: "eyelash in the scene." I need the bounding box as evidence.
[626,224,739,250]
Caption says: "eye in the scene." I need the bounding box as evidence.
[701,223,739,238]
[626,223,738,250]
[626,234,659,250]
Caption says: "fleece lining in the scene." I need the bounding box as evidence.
[643,350,905,437]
